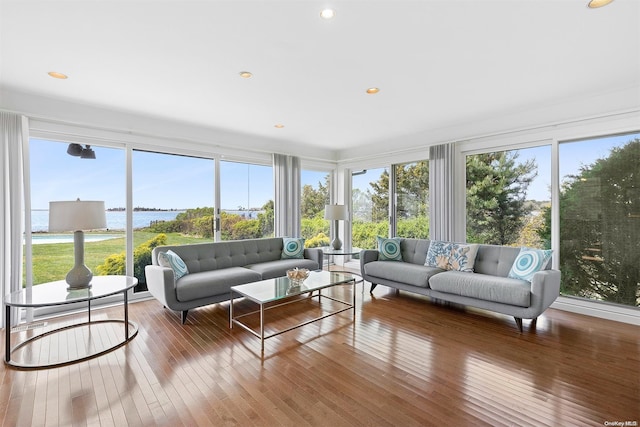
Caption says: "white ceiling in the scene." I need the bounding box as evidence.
[1,0,639,160]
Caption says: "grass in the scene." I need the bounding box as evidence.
[28,231,207,285]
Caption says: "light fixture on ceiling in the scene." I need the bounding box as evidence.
[366,87,380,94]
[67,143,96,159]
[48,71,68,79]
[274,124,285,129]
[239,71,253,78]
[587,0,614,7]
[81,145,96,159]
[320,9,336,19]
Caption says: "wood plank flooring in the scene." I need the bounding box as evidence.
[1,279,638,426]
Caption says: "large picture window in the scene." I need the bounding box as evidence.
[27,139,125,286]
[131,150,215,291]
[394,161,429,239]
[300,170,330,247]
[466,146,551,249]
[558,132,640,307]
[219,160,273,240]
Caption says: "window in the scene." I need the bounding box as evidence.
[351,167,389,249]
[393,161,429,239]
[131,150,215,291]
[27,139,125,286]
[300,170,330,247]
[466,146,551,248]
[558,132,640,308]
[219,160,273,240]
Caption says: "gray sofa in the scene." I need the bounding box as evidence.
[145,237,323,323]
[360,238,560,332]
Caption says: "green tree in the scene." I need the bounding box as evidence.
[301,176,329,219]
[466,151,537,245]
[553,138,640,306]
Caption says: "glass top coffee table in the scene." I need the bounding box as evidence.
[230,270,356,353]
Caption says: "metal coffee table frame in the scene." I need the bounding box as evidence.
[230,271,356,353]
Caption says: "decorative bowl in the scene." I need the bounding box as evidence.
[287,268,309,286]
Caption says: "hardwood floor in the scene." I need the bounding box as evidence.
[1,280,638,426]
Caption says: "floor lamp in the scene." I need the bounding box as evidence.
[49,199,107,290]
[324,204,349,250]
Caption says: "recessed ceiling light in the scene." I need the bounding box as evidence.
[587,0,614,8]
[48,71,68,79]
[366,87,380,94]
[274,124,285,129]
[320,9,336,19]
[239,71,253,78]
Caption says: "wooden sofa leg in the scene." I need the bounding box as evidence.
[514,317,523,332]
[181,310,189,324]
[370,283,378,293]
[530,317,538,329]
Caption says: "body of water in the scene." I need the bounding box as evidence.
[30,209,264,238]
[31,210,184,232]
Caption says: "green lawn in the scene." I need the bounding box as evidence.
[28,232,208,285]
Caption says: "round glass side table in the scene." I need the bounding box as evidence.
[4,275,138,369]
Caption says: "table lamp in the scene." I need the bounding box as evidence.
[324,204,349,250]
[49,199,107,290]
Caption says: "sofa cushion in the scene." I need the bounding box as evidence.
[377,236,403,261]
[429,271,531,307]
[245,258,319,280]
[175,267,262,302]
[158,250,189,279]
[365,261,444,288]
[281,237,305,259]
[508,247,553,282]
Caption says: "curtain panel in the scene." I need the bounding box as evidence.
[1,112,28,328]
[273,154,301,237]
[429,143,455,241]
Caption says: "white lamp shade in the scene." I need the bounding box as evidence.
[324,204,349,221]
[49,200,107,232]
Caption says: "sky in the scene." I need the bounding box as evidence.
[30,132,638,210]
[29,139,327,210]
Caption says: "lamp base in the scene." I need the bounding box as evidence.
[330,237,343,250]
[65,265,93,290]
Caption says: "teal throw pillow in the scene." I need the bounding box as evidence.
[508,247,553,282]
[282,237,305,259]
[377,236,402,261]
[158,249,189,280]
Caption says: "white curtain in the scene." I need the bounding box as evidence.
[429,143,455,241]
[1,112,28,328]
[273,153,301,237]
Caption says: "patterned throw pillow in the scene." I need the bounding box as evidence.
[281,237,305,259]
[448,243,479,272]
[425,241,479,272]
[377,236,403,261]
[508,247,553,282]
[158,250,189,280]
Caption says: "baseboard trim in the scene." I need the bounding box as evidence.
[551,296,640,326]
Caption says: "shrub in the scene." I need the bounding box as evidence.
[96,233,168,285]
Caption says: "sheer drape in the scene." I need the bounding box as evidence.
[429,143,455,241]
[1,112,28,328]
[273,153,301,237]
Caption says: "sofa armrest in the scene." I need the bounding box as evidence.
[304,248,324,270]
[530,269,561,314]
[144,265,179,308]
[359,249,379,276]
